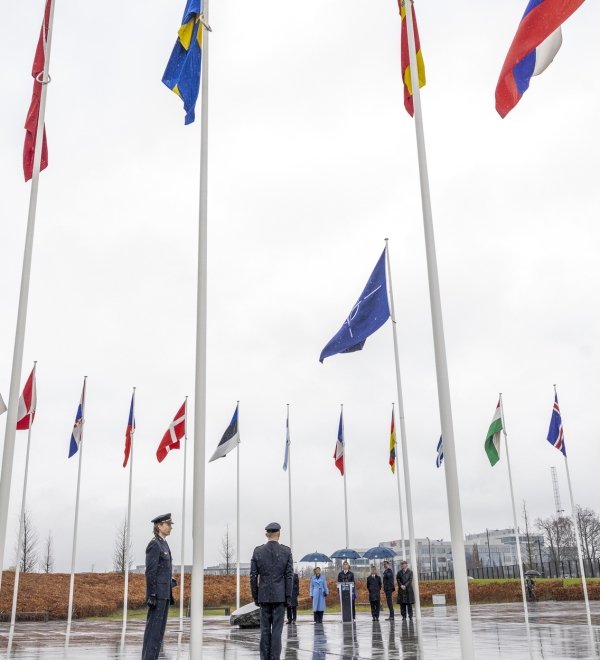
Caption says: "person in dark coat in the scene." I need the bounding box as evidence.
[382,560,396,620]
[366,565,382,620]
[337,561,356,619]
[287,572,300,623]
[250,522,294,660]
[142,513,177,660]
[396,560,415,620]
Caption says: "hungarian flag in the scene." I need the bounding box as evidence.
[156,400,186,463]
[16,366,37,430]
[123,391,136,468]
[484,400,503,466]
[389,409,396,474]
[333,409,345,475]
[399,0,426,117]
[23,0,51,181]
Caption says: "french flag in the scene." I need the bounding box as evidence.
[333,409,345,476]
[495,0,586,118]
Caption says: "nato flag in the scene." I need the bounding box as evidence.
[319,249,390,363]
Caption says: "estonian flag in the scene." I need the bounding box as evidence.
[210,404,240,462]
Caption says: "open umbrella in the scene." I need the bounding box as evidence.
[330,548,361,560]
[525,569,541,577]
[362,546,397,560]
[299,552,331,563]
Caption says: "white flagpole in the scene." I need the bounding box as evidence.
[555,387,596,654]
[190,1,210,652]
[385,242,417,599]
[7,407,35,654]
[498,394,533,658]
[402,3,474,657]
[390,404,406,562]
[120,387,135,649]
[179,396,188,633]
[0,0,56,591]
[286,404,293,557]
[236,401,240,612]
[66,377,87,645]
[341,404,349,549]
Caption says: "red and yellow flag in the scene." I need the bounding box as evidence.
[399,0,426,117]
[389,409,396,473]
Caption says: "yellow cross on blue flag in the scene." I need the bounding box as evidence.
[162,0,203,124]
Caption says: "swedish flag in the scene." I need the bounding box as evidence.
[162,0,203,125]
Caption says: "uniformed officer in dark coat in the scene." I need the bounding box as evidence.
[366,565,382,620]
[382,560,396,620]
[142,513,177,660]
[286,572,299,624]
[250,522,293,660]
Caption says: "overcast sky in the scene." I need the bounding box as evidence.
[0,1,598,574]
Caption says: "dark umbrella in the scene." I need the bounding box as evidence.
[525,569,541,577]
[362,546,397,560]
[330,548,361,560]
[299,552,331,563]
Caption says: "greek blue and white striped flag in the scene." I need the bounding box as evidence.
[436,436,444,468]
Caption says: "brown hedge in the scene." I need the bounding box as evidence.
[0,573,597,619]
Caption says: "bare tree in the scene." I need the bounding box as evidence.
[113,518,133,575]
[39,530,55,573]
[219,525,235,575]
[522,500,535,568]
[15,509,39,573]
[577,506,600,564]
[536,514,575,564]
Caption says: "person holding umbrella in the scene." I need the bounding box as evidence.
[310,566,329,623]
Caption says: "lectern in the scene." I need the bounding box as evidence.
[337,582,354,623]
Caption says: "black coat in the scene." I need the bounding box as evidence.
[382,567,395,593]
[290,573,300,607]
[250,540,293,605]
[396,568,415,604]
[145,535,173,600]
[337,570,355,583]
[366,574,382,601]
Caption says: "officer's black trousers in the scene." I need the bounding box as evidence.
[384,590,395,617]
[142,599,169,660]
[260,602,285,660]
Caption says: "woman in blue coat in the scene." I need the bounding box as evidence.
[310,567,329,623]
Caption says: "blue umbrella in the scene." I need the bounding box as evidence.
[300,551,331,563]
[330,548,361,560]
[362,546,397,560]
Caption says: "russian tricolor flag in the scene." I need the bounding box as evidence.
[495,0,586,118]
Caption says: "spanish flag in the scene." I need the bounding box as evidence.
[399,0,426,117]
[162,0,204,125]
[389,409,396,473]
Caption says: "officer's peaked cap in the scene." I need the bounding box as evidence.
[265,522,281,532]
[151,513,173,524]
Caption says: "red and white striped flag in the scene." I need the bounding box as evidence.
[156,400,186,463]
[16,366,37,430]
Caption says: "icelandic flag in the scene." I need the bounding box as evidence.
[156,400,186,463]
[282,411,290,471]
[333,409,345,476]
[123,392,136,468]
[547,392,566,456]
[319,249,390,363]
[436,436,444,468]
[162,0,204,124]
[495,0,586,117]
[68,380,86,458]
[209,403,240,462]
[16,366,37,430]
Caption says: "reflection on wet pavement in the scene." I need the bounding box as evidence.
[0,601,598,658]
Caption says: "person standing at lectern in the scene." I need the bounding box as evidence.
[337,561,356,620]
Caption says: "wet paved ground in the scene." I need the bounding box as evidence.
[1,602,599,658]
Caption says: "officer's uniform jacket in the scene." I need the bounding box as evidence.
[145,535,173,600]
[367,573,382,601]
[382,567,395,593]
[250,540,293,605]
